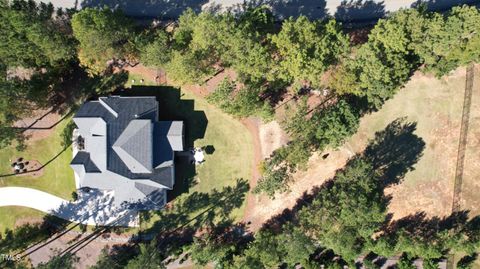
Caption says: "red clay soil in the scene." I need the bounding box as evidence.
[13,109,62,143]
[11,160,44,178]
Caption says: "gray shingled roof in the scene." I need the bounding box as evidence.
[70,96,183,209]
[113,120,153,173]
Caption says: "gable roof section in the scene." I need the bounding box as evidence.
[134,182,167,208]
[71,151,101,173]
[71,96,181,208]
[155,121,184,152]
[112,119,153,174]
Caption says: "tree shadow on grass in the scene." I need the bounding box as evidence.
[94,179,249,268]
[261,118,425,231]
[143,178,249,235]
[114,85,208,199]
[364,117,425,188]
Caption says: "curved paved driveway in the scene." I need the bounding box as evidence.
[0,187,67,212]
[0,187,138,227]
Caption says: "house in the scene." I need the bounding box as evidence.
[70,96,184,210]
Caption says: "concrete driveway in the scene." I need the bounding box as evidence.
[0,187,138,227]
[0,187,66,212]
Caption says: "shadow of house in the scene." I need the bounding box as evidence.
[79,0,209,19]
[114,85,208,200]
[334,0,386,24]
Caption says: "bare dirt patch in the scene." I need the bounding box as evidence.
[27,231,132,269]
[245,67,469,228]
[258,121,289,159]
[9,160,44,178]
[13,109,62,143]
[244,149,353,231]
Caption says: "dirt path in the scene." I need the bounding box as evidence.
[239,118,263,228]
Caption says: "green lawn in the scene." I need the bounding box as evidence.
[0,117,76,233]
[0,72,254,233]
[344,70,466,218]
[124,73,253,228]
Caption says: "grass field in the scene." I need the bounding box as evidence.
[0,117,76,233]
[345,68,467,219]
[124,74,253,229]
[460,65,480,217]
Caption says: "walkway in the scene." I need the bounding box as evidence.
[0,187,139,227]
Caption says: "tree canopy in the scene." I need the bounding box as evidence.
[0,0,75,69]
[270,17,349,90]
[72,7,134,74]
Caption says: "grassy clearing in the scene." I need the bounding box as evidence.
[0,117,76,233]
[124,73,253,229]
[344,68,466,219]
[460,65,480,216]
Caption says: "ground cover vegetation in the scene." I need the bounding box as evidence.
[84,5,480,269]
[254,5,480,197]
[1,0,480,268]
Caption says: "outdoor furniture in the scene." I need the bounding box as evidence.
[193,148,205,165]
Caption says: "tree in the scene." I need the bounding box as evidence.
[189,224,249,269]
[168,9,231,83]
[396,255,416,269]
[313,99,360,149]
[270,17,349,90]
[412,6,480,76]
[206,78,273,120]
[222,32,272,84]
[72,7,134,74]
[166,50,215,84]
[136,29,172,68]
[281,97,315,140]
[326,62,361,96]
[0,0,75,69]
[0,69,44,149]
[299,158,387,263]
[36,252,78,269]
[423,259,439,269]
[253,162,290,198]
[125,242,165,269]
